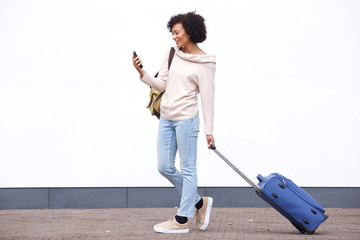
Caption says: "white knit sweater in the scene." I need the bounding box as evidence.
[141,46,216,134]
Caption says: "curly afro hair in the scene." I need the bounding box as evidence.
[167,11,207,44]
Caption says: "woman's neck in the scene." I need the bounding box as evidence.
[181,43,205,55]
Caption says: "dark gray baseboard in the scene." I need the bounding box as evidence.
[0,187,359,210]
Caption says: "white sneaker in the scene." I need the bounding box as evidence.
[154,217,189,233]
[196,197,213,230]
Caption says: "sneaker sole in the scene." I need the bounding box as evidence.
[154,226,189,234]
[199,197,213,231]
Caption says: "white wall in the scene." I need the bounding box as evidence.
[0,0,359,188]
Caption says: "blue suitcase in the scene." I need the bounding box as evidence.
[210,145,328,234]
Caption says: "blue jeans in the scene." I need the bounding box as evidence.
[157,116,202,218]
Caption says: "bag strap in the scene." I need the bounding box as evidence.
[168,47,175,70]
[154,47,175,78]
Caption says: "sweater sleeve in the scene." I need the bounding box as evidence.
[199,63,216,135]
[140,48,170,92]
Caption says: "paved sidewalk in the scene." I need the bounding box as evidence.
[0,208,359,240]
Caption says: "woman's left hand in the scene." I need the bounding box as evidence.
[206,134,215,149]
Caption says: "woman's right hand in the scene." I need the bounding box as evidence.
[132,52,145,78]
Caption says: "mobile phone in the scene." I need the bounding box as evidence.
[133,51,143,68]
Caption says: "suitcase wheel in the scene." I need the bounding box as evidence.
[302,219,317,234]
[291,222,306,234]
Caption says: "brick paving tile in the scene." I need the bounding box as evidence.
[0,208,359,240]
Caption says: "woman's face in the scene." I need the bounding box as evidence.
[172,23,191,48]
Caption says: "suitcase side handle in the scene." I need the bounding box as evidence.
[210,144,261,194]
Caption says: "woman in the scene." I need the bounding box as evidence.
[132,12,216,234]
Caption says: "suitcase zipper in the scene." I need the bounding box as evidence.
[279,177,325,214]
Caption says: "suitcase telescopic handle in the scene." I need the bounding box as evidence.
[210,144,261,194]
